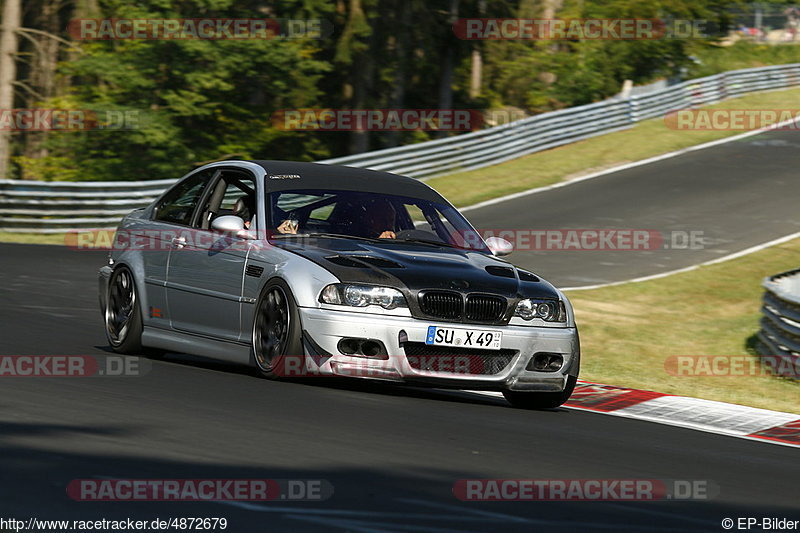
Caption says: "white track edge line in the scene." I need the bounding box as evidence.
[460,104,800,214]
[560,231,800,291]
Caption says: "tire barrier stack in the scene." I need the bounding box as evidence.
[758,268,800,380]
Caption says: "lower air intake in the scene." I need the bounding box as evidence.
[403,342,516,375]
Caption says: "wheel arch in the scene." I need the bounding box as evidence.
[246,248,340,309]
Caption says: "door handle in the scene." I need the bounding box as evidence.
[172,237,186,249]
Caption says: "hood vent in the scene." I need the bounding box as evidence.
[485,265,515,278]
[517,270,540,282]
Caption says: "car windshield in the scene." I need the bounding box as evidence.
[267,189,488,252]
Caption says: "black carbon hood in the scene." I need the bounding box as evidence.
[270,236,560,300]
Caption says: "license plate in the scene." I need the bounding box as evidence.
[425,326,502,350]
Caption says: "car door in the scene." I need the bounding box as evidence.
[165,168,257,342]
[144,168,218,331]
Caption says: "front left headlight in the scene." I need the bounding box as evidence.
[320,284,407,310]
[514,299,566,322]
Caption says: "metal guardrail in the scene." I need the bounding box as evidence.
[758,268,800,379]
[2,63,800,233]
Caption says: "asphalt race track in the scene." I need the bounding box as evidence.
[1,131,799,532]
[466,129,800,287]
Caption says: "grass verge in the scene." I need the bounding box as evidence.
[0,231,69,245]
[428,86,800,207]
[569,238,800,415]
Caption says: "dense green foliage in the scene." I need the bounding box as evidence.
[8,0,800,180]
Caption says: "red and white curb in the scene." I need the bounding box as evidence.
[472,381,800,448]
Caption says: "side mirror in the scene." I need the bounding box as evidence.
[485,236,513,257]
[211,215,254,240]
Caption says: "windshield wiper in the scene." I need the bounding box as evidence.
[273,232,386,243]
[393,237,461,249]
[273,233,474,249]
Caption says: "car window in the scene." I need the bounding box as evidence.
[268,189,488,251]
[218,175,257,226]
[405,204,427,223]
[276,193,335,213]
[194,170,257,230]
[309,203,335,221]
[153,170,212,226]
[400,202,461,245]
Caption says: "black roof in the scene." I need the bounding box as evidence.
[251,160,443,202]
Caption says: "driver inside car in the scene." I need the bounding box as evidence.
[363,198,396,239]
[276,197,397,239]
[232,195,256,229]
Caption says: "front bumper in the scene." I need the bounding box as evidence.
[298,307,579,392]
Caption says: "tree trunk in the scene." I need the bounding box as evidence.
[469,0,485,99]
[469,48,482,99]
[0,0,22,179]
[21,0,64,170]
[542,0,563,20]
[437,0,459,137]
[349,40,374,154]
[337,0,374,154]
[540,0,563,83]
[385,1,411,148]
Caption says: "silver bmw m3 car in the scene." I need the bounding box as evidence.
[99,160,580,408]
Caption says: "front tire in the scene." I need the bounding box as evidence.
[104,266,143,354]
[252,279,304,379]
[503,374,577,409]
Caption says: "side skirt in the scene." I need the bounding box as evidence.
[142,326,252,365]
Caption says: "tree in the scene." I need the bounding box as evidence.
[0,0,22,179]
[24,0,332,181]
[4,0,768,181]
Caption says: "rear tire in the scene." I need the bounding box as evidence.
[252,279,304,379]
[503,375,577,409]
[104,266,143,354]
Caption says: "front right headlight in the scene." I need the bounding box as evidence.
[320,284,407,310]
[514,299,566,322]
